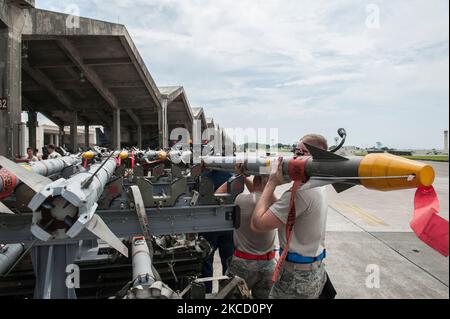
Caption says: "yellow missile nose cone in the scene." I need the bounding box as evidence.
[418,164,435,187]
[119,151,129,160]
[359,153,435,191]
[158,151,168,161]
[82,151,95,160]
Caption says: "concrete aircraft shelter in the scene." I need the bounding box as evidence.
[158,86,194,147]
[192,107,207,133]
[0,0,196,156]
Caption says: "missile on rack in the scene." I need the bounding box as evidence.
[0,244,24,275]
[127,236,179,299]
[0,155,81,200]
[140,149,192,165]
[0,153,128,257]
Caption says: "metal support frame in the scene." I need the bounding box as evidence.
[27,111,38,151]
[84,124,89,150]
[113,108,121,150]
[31,243,78,299]
[0,204,239,244]
[137,125,142,149]
[58,125,64,147]
[0,15,22,158]
[70,111,78,152]
[159,98,168,149]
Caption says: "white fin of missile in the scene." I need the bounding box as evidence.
[303,143,348,161]
[0,201,14,214]
[85,214,129,257]
[0,156,52,193]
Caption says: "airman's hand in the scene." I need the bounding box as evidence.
[268,157,286,186]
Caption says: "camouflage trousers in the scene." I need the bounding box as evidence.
[226,256,275,299]
[269,262,327,299]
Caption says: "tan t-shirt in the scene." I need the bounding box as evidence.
[269,187,328,257]
[234,192,276,255]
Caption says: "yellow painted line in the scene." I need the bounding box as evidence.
[334,201,390,227]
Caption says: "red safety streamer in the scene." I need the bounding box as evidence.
[272,180,302,283]
[130,150,135,169]
[411,186,449,257]
[272,157,308,283]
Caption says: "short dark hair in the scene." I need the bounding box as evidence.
[300,134,328,150]
[27,147,33,152]
[48,144,56,150]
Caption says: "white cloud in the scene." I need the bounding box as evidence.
[279,73,365,87]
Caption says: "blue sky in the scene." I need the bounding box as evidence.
[36,0,449,149]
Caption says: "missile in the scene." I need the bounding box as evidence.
[141,149,192,165]
[128,236,179,299]
[130,236,156,299]
[0,155,81,200]
[142,150,168,162]
[201,143,435,192]
[0,154,128,257]
[0,244,24,275]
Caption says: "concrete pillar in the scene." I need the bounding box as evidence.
[58,125,64,147]
[19,122,27,156]
[113,108,121,150]
[137,125,142,149]
[84,124,90,150]
[158,99,168,149]
[70,112,78,152]
[27,111,38,151]
[0,5,25,158]
[444,131,449,154]
[49,134,54,146]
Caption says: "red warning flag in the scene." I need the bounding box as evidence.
[411,186,449,257]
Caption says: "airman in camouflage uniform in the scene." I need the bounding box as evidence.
[221,176,277,299]
[269,261,327,299]
[226,256,275,299]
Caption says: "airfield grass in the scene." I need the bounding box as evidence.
[353,152,448,162]
[403,155,449,162]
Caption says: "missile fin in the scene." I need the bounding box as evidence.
[0,156,52,193]
[0,201,14,214]
[86,214,129,257]
[303,143,348,161]
[332,183,356,193]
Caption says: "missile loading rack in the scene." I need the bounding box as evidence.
[0,150,244,299]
